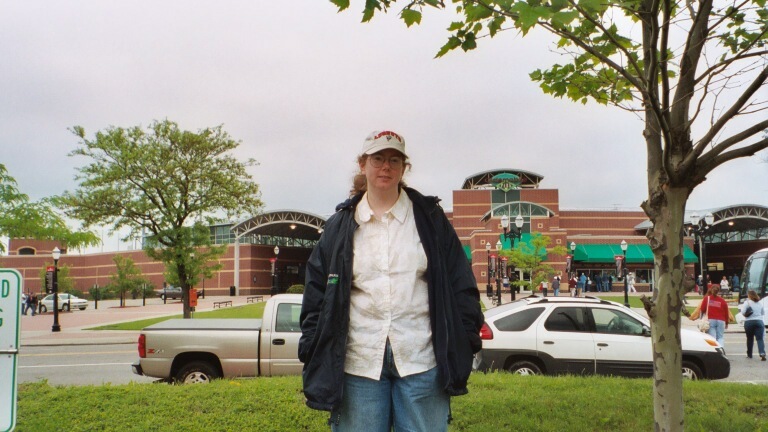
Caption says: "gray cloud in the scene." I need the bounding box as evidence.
[1,0,765,248]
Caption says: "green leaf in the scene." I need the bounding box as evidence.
[329,0,350,11]
[465,3,494,21]
[461,32,477,51]
[401,9,422,27]
[578,0,606,13]
[552,10,579,27]
[362,0,379,22]
[436,36,462,58]
[489,15,505,37]
[448,21,465,31]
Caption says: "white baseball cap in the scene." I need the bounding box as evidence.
[362,130,407,157]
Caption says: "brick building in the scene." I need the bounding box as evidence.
[2,169,766,297]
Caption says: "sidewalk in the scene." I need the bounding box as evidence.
[19,295,262,347]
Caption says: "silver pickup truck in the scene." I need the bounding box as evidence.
[132,294,303,383]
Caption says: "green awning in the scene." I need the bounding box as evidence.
[463,245,472,261]
[573,244,698,264]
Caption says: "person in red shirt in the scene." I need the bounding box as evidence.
[698,285,733,348]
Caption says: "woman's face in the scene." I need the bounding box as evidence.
[360,149,406,194]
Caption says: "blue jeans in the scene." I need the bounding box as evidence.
[332,344,449,432]
[744,320,766,358]
[707,319,725,347]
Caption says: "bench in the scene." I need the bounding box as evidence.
[213,300,233,309]
[246,295,264,303]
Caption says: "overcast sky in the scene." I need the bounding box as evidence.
[2,1,766,252]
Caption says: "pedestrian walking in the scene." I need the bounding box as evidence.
[552,276,561,297]
[740,290,766,360]
[30,293,39,316]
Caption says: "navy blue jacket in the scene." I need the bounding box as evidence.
[298,187,484,412]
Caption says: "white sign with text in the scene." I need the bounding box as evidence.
[0,269,22,432]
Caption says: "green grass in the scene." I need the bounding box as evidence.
[15,374,768,431]
[86,303,266,331]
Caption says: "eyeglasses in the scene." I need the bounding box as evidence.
[369,154,404,168]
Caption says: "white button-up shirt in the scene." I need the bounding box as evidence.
[345,191,436,379]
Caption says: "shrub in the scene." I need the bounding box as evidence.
[286,284,304,294]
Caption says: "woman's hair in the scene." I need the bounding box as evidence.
[747,289,760,302]
[350,154,411,196]
[707,285,720,296]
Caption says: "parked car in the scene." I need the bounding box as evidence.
[155,286,183,300]
[40,293,88,312]
[474,296,730,380]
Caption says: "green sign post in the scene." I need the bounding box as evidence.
[0,269,22,432]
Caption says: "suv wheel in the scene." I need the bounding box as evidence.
[681,361,703,380]
[508,360,542,376]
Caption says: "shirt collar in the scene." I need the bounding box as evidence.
[355,190,410,224]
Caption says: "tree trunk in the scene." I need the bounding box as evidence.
[646,187,689,431]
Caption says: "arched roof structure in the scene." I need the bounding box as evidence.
[633,204,768,239]
[231,210,327,241]
[461,169,545,190]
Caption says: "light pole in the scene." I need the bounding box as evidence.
[501,214,524,300]
[485,242,492,298]
[569,241,576,297]
[620,240,629,307]
[271,245,280,296]
[51,247,61,332]
[495,240,502,305]
[501,215,524,246]
[689,213,715,291]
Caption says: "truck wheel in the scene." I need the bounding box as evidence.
[175,361,219,384]
[682,361,703,380]
[507,360,541,376]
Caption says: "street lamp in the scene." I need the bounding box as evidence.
[501,214,524,246]
[501,214,524,301]
[485,242,492,298]
[495,240,502,305]
[620,240,629,307]
[51,247,61,332]
[689,213,715,291]
[271,246,280,296]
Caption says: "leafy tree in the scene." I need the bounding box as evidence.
[501,233,567,291]
[110,255,150,307]
[334,0,768,428]
[0,163,99,253]
[57,120,263,318]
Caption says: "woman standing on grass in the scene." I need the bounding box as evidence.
[740,290,766,361]
[299,130,484,431]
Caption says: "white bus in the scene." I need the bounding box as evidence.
[739,248,768,301]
